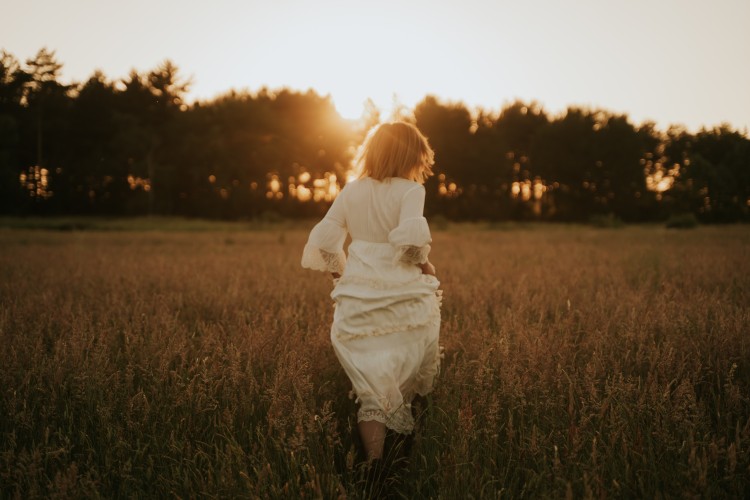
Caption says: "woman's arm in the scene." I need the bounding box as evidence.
[301,187,348,275]
[388,185,433,267]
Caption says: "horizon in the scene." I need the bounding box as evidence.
[4,0,750,132]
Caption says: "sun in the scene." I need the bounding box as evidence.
[331,93,368,121]
[330,88,411,123]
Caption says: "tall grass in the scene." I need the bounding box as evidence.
[1,225,748,498]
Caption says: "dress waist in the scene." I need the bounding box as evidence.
[343,239,416,282]
[331,237,441,339]
[348,239,395,250]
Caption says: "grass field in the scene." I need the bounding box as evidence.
[1,222,748,498]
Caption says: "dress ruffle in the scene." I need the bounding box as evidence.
[331,284,441,341]
[393,244,431,265]
[358,406,416,435]
[331,257,440,342]
[301,245,346,274]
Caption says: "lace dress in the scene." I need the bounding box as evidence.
[301,177,442,434]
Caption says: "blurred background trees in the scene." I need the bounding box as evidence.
[1,48,748,222]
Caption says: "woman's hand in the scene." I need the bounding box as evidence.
[418,261,436,276]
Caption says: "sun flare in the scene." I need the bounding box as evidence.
[331,93,367,121]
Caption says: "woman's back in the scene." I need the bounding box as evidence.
[341,177,424,244]
[301,175,432,282]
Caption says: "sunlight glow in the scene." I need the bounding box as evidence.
[127,174,151,192]
[332,95,367,121]
[646,170,675,193]
[3,0,749,131]
[19,166,54,199]
[281,170,341,202]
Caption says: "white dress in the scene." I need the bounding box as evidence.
[301,176,442,434]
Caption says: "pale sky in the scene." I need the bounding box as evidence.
[4,0,750,131]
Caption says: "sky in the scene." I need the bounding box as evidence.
[4,0,750,131]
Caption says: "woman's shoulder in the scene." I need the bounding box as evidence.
[347,176,423,197]
[393,178,424,198]
[392,177,421,186]
[338,178,364,200]
[381,177,423,194]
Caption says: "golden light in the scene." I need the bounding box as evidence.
[655,178,673,192]
[332,94,367,121]
[533,179,545,200]
[297,185,312,202]
[646,170,675,193]
[19,165,54,199]
[521,182,531,201]
[327,174,338,200]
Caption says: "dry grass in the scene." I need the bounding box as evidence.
[1,224,748,498]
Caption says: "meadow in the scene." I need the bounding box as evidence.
[0,222,748,498]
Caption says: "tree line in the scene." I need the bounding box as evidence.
[2,48,748,223]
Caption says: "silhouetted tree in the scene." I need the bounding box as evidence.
[0,52,29,213]
[57,71,123,213]
[532,108,599,220]
[494,101,549,219]
[675,126,750,222]
[415,96,473,182]
[118,61,189,214]
[24,49,69,173]
[414,96,477,218]
[589,113,652,221]
[1,48,748,223]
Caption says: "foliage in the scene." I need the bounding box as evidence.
[1,48,749,222]
[1,225,749,498]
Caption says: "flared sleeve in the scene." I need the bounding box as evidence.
[301,187,348,274]
[388,184,432,265]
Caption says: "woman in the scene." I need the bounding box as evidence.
[301,121,442,461]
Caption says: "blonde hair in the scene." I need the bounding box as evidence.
[354,122,435,184]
